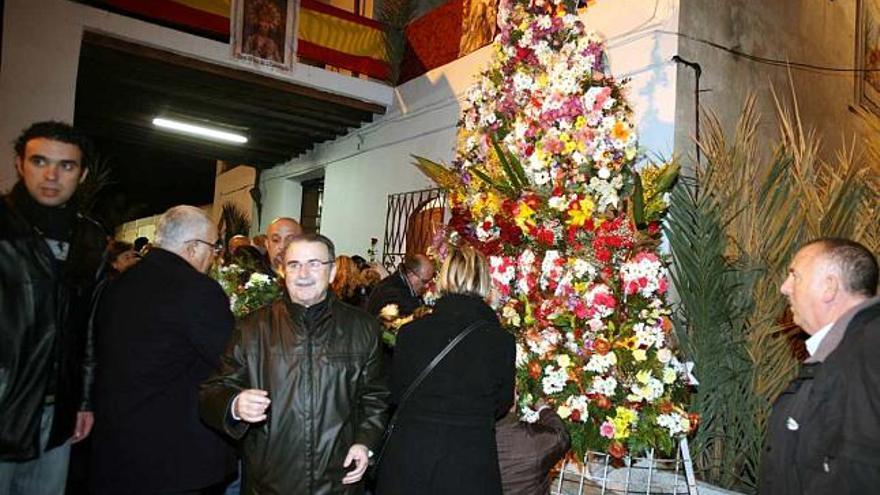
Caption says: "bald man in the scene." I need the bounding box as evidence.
[266,217,303,270]
[228,235,251,256]
[365,254,434,317]
[759,238,880,495]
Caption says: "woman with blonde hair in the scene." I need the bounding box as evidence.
[376,245,515,495]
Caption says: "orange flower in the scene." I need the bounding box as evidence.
[611,121,630,142]
[594,395,611,410]
[593,338,611,355]
[608,441,627,459]
[688,413,701,433]
[528,360,542,379]
[658,401,674,414]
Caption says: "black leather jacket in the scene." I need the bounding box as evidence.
[0,191,106,460]
[199,294,390,495]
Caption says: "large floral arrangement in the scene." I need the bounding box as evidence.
[214,264,282,318]
[416,0,695,459]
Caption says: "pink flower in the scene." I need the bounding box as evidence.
[600,421,615,439]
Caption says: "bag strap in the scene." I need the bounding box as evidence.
[396,319,487,410]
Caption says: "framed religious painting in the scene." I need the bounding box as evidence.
[231,0,299,71]
[856,0,880,115]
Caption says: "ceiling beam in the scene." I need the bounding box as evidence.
[81,31,387,115]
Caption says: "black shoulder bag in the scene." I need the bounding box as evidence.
[369,319,487,476]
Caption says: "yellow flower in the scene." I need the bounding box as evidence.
[557,405,572,419]
[663,367,677,384]
[632,349,647,362]
[515,201,536,231]
[537,73,549,88]
[636,369,652,385]
[566,197,595,227]
[575,116,586,129]
[557,354,572,369]
[484,191,502,215]
[564,140,577,154]
[612,406,637,439]
[611,121,631,142]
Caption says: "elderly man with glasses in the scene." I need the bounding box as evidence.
[90,205,236,494]
[365,254,435,318]
[200,233,390,495]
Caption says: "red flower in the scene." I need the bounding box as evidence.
[570,409,582,422]
[535,227,555,246]
[608,441,627,459]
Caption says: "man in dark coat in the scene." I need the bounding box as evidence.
[496,406,571,495]
[200,233,389,495]
[365,254,434,317]
[0,121,106,494]
[91,205,236,494]
[759,238,880,495]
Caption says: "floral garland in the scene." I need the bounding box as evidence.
[419,0,696,459]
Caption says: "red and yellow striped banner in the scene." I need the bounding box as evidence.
[102,0,389,80]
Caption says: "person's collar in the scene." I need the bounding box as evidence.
[399,269,417,297]
[9,181,78,241]
[805,322,833,357]
[284,291,333,320]
[806,296,880,363]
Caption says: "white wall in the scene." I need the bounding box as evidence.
[212,164,256,225]
[674,0,868,165]
[260,0,681,257]
[0,0,393,192]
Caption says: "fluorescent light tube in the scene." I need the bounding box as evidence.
[152,117,248,144]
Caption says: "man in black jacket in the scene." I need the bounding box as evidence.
[200,233,389,494]
[759,238,880,494]
[365,254,434,317]
[0,121,106,494]
[91,205,236,494]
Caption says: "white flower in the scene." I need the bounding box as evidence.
[521,405,541,424]
[584,351,617,373]
[657,413,690,436]
[379,304,399,319]
[244,272,272,289]
[657,348,673,364]
[590,376,618,396]
[515,343,529,367]
[541,365,568,395]
[571,258,597,280]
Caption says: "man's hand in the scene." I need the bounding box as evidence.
[341,444,370,484]
[72,411,94,444]
[233,389,271,423]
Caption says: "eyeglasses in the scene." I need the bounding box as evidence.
[188,239,223,253]
[286,259,335,271]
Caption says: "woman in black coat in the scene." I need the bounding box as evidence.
[376,245,515,495]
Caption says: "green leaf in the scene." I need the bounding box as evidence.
[632,172,646,226]
[489,133,523,192]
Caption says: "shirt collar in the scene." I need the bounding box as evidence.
[805,322,833,357]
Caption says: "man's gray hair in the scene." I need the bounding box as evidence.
[155,205,213,251]
[807,237,879,297]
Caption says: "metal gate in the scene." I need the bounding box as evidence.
[381,187,447,270]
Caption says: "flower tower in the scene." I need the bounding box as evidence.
[420,0,695,459]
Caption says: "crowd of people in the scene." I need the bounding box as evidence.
[2,120,878,495]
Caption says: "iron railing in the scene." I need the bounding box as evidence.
[381,187,447,270]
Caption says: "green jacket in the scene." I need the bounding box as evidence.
[199,294,390,494]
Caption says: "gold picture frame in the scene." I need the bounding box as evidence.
[231,0,299,71]
[856,0,880,114]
